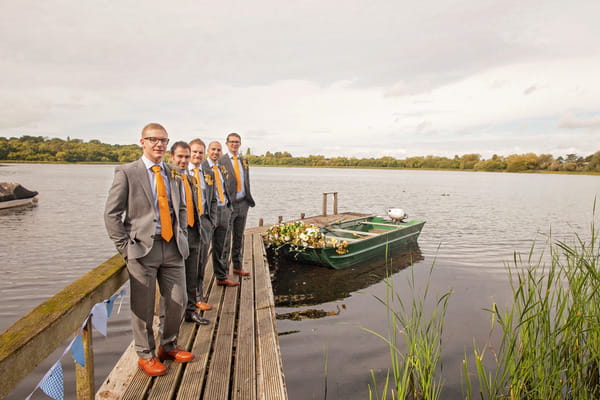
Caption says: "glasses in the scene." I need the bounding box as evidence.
[143,137,169,145]
[227,140,241,144]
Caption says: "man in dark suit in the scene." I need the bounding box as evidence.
[188,138,218,309]
[203,141,239,287]
[169,141,211,326]
[220,133,255,276]
[104,123,194,377]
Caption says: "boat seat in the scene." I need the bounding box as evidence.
[326,228,378,236]
[359,221,400,227]
[324,235,360,242]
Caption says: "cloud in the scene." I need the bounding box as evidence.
[558,112,600,130]
[523,85,537,95]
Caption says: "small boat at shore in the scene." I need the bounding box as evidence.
[0,182,38,210]
[264,215,425,269]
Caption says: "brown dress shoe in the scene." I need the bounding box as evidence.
[216,278,240,287]
[233,269,250,276]
[138,357,167,376]
[196,301,213,311]
[157,346,195,363]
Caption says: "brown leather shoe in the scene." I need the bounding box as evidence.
[196,301,213,311]
[138,357,167,376]
[157,346,195,363]
[216,278,240,287]
[233,269,250,276]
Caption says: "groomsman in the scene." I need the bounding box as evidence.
[188,138,218,307]
[203,141,239,287]
[220,133,255,276]
[169,141,211,326]
[104,123,194,377]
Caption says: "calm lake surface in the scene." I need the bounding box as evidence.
[0,163,598,399]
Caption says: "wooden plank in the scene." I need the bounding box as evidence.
[201,267,239,400]
[232,233,256,400]
[359,220,400,227]
[253,234,287,400]
[177,258,222,400]
[96,342,138,399]
[147,321,196,400]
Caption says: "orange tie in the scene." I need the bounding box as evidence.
[193,168,204,215]
[233,156,242,193]
[151,165,173,242]
[182,174,194,227]
[213,165,226,204]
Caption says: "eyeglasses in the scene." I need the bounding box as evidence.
[143,137,170,145]
[227,140,241,144]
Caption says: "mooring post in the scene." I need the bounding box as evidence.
[322,193,328,216]
[75,318,94,399]
[278,216,283,223]
[300,213,305,219]
[333,192,338,215]
[259,218,264,227]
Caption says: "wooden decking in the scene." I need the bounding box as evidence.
[96,231,285,400]
[96,213,366,400]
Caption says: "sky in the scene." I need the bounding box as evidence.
[1,0,600,159]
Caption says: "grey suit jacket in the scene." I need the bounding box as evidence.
[188,165,218,227]
[218,154,255,207]
[202,159,234,208]
[104,158,189,260]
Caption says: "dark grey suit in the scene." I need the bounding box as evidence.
[185,165,218,311]
[219,153,255,270]
[104,158,189,359]
[202,159,233,280]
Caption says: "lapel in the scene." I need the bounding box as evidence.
[164,163,180,217]
[135,158,155,208]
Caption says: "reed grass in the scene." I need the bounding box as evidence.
[363,252,452,400]
[464,208,600,399]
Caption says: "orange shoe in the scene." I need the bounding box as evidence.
[233,269,250,276]
[196,301,213,311]
[158,346,195,363]
[138,357,167,376]
[216,279,239,287]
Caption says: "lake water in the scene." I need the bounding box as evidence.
[0,163,598,399]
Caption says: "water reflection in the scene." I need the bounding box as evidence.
[270,242,423,307]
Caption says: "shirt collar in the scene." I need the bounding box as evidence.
[142,156,164,170]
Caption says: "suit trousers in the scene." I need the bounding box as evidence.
[197,214,213,301]
[212,205,232,281]
[224,198,250,270]
[184,225,201,317]
[127,237,186,359]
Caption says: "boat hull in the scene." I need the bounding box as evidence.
[0,197,38,210]
[278,216,425,269]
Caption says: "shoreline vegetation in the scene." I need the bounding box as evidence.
[1,135,600,174]
[369,210,600,399]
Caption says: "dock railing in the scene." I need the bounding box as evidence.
[322,191,338,216]
[0,254,127,399]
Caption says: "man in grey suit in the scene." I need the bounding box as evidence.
[220,133,255,276]
[104,123,194,377]
[169,141,212,326]
[188,138,219,305]
[203,141,239,287]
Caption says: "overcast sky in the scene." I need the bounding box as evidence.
[1,1,599,158]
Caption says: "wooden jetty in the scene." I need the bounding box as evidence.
[0,191,364,400]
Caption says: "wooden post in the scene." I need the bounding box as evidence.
[259,218,264,227]
[278,216,283,223]
[322,193,328,216]
[75,319,94,399]
[333,192,338,215]
[300,213,305,219]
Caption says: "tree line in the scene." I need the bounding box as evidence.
[2,135,600,173]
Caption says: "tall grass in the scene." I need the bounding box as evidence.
[465,214,600,399]
[363,258,452,400]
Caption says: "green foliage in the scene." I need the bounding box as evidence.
[0,136,141,163]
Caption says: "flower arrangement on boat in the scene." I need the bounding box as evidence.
[263,221,349,255]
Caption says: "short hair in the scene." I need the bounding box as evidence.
[189,138,206,148]
[208,141,222,149]
[226,132,241,142]
[141,123,167,137]
[170,141,190,153]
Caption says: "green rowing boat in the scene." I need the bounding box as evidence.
[267,215,425,270]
